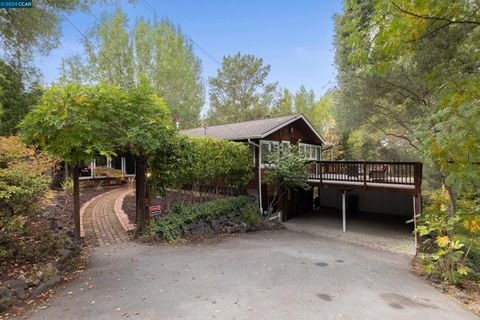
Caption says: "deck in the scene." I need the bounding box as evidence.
[309,161,422,194]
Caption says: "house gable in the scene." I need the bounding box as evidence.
[262,116,324,145]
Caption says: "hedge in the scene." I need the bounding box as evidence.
[150,136,253,193]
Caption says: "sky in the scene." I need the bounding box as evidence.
[36,0,343,109]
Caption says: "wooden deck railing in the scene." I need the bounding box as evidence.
[309,161,422,191]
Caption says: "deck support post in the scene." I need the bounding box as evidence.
[73,164,81,242]
[342,190,347,233]
[413,193,422,254]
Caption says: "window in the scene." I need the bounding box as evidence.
[260,140,279,164]
[299,143,320,160]
[95,156,107,167]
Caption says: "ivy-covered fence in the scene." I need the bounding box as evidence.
[149,136,253,210]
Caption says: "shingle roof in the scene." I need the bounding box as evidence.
[181,114,327,143]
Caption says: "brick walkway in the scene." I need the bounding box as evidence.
[82,188,132,246]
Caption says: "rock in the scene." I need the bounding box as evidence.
[31,275,62,297]
[35,263,58,283]
[210,220,222,231]
[57,249,73,267]
[226,224,247,234]
[0,287,14,312]
[455,291,470,304]
[18,273,41,287]
[55,221,65,230]
[189,223,208,237]
[63,237,75,250]
[5,279,27,300]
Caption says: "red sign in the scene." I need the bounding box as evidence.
[149,205,161,216]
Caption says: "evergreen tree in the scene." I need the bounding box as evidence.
[207,53,277,124]
[0,61,41,136]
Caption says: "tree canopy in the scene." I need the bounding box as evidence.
[19,81,173,235]
[62,10,204,129]
[0,61,41,136]
[0,0,112,79]
[19,82,119,163]
[19,80,173,162]
[334,0,480,196]
[207,53,277,125]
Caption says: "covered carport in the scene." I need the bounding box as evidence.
[283,161,422,255]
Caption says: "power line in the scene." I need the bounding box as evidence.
[139,0,247,138]
[47,1,134,86]
[140,0,221,66]
[52,1,242,137]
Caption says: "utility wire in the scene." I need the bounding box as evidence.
[140,0,222,66]
[47,2,135,85]
[139,0,249,138]
[52,1,242,137]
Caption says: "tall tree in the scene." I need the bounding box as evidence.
[293,85,316,118]
[334,0,480,208]
[84,9,135,89]
[271,88,294,116]
[310,91,344,160]
[0,1,111,78]
[207,53,277,124]
[64,10,204,128]
[0,61,41,136]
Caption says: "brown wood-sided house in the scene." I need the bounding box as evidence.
[182,114,327,218]
[182,114,423,231]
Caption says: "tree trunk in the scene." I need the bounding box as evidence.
[73,164,81,242]
[439,172,458,216]
[135,165,139,224]
[135,154,148,234]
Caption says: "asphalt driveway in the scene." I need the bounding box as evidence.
[22,230,476,320]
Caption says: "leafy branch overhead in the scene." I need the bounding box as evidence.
[62,10,204,129]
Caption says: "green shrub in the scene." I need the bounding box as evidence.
[151,196,259,242]
[0,136,55,262]
[241,205,262,225]
[61,178,74,194]
[0,167,50,216]
[416,189,480,284]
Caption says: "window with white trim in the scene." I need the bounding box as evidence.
[299,143,320,160]
[260,140,279,164]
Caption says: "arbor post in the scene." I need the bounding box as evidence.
[135,154,148,234]
[73,164,81,242]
